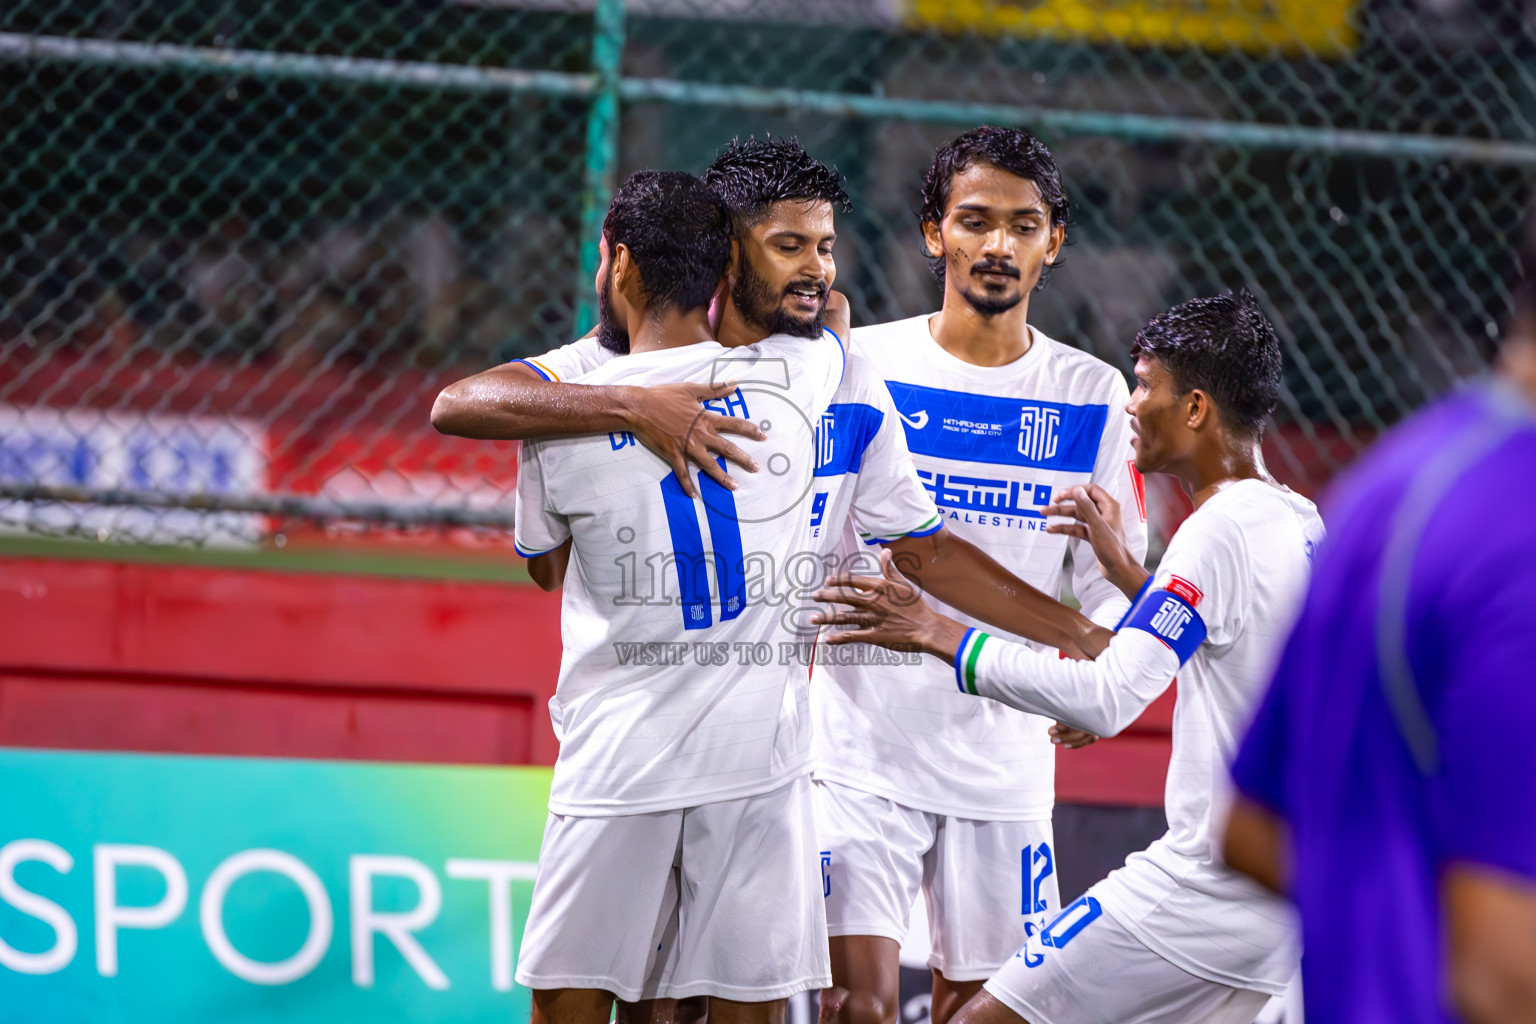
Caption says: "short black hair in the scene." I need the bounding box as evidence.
[703,136,851,224]
[1131,290,1283,436]
[603,170,731,315]
[920,125,1071,288]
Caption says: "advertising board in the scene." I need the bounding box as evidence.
[0,749,552,1023]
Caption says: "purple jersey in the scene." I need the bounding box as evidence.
[1230,384,1536,1024]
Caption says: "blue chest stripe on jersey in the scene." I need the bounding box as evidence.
[658,473,713,630]
[813,402,885,478]
[1122,588,1206,665]
[698,459,746,622]
[885,381,1108,472]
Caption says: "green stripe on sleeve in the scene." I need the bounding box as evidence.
[963,632,990,695]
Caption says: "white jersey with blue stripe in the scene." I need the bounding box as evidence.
[512,330,939,816]
[511,332,943,558]
[963,479,1324,992]
[812,314,1147,821]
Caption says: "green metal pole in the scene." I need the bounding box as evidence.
[574,0,625,336]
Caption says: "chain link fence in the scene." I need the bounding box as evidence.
[2,0,1532,553]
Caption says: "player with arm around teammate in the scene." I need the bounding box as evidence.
[511,163,1095,1024]
[434,136,1115,661]
[816,291,1323,1024]
[512,168,854,1024]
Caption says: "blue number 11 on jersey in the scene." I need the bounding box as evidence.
[658,458,747,630]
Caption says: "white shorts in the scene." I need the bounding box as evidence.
[515,775,830,1003]
[985,887,1273,1024]
[813,779,1060,982]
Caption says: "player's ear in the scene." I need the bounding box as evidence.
[1185,389,1213,431]
[612,243,642,302]
[921,219,943,260]
[1045,221,1066,266]
[724,236,740,281]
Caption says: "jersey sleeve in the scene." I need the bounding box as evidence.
[1071,372,1149,628]
[842,358,943,545]
[1132,504,1249,652]
[511,336,612,382]
[512,440,571,557]
[963,625,1179,736]
[1430,530,1536,881]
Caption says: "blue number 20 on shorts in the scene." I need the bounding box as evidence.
[1020,894,1104,969]
[1041,896,1103,949]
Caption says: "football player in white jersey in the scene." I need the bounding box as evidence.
[435,144,1109,1024]
[813,126,1147,1024]
[435,136,1109,677]
[815,291,1323,1024]
[510,167,852,1024]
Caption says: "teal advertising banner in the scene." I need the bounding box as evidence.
[0,748,553,1023]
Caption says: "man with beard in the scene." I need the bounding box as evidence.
[812,127,1147,1024]
[435,136,1113,675]
[510,167,851,1024]
[435,137,1109,1017]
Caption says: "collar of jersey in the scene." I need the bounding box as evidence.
[918,314,1049,378]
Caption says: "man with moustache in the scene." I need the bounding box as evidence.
[435,139,1110,1023]
[435,136,1113,673]
[509,167,848,1024]
[814,127,1147,1024]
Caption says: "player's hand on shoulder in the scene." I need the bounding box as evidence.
[623,381,766,499]
[1046,483,1148,600]
[824,290,851,347]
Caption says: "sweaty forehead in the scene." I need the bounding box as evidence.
[749,199,836,237]
[944,163,1044,216]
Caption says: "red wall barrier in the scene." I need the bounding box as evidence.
[0,557,563,766]
[0,556,1170,805]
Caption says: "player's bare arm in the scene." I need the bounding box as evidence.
[432,281,848,497]
[816,529,1196,741]
[527,538,572,592]
[814,546,1113,663]
[881,527,1113,659]
[1221,793,1289,895]
[822,289,851,344]
[432,363,763,498]
[880,529,1107,747]
[1444,865,1536,1024]
[815,531,1109,743]
[1045,483,1152,599]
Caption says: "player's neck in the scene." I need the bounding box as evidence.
[714,302,770,349]
[626,308,717,355]
[930,289,1034,367]
[1180,439,1273,509]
